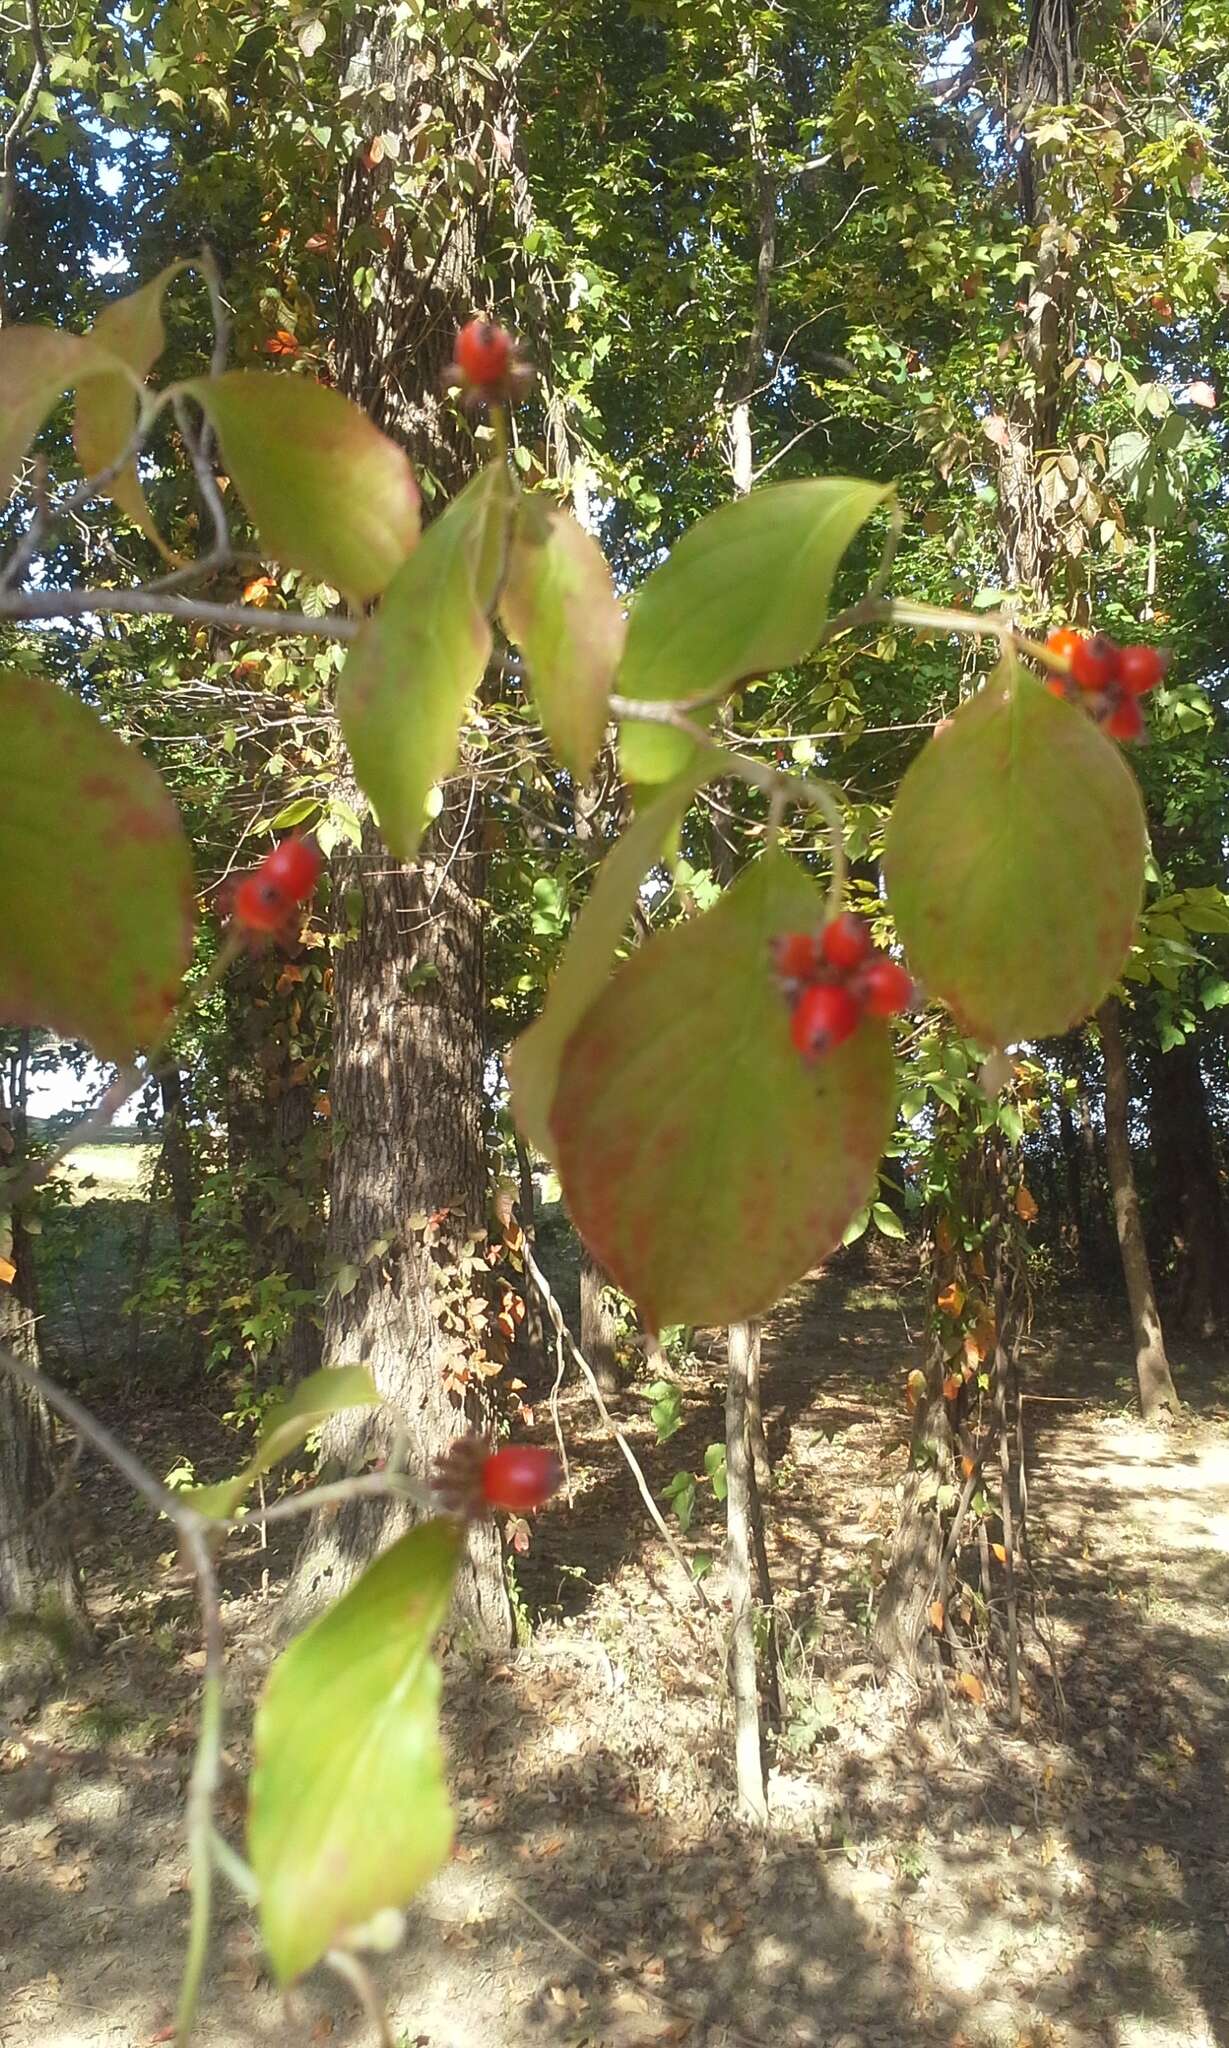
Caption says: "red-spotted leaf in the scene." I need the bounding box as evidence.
[186,372,421,603]
[185,1366,380,1520]
[617,478,889,785]
[338,461,515,858]
[550,851,896,1326]
[508,768,710,1159]
[0,671,194,1064]
[0,326,132,509]
[884,654,1147,1045]
[73,264,183,557]
[248,1517,461,1983]
[498,498,624,781]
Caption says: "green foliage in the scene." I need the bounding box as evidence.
[0,670,194,1064]
[499,496,624,782]
[0,324,131,506]
[185,1367,380,1519]
[248,1518,461,1984]
[886,656,1148,1045]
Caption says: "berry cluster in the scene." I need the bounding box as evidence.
[444,318,534,405]
[1044,629,1169,744]
[773,914,914,1060]
[232,834,323,936]
[432,1433,562,1517]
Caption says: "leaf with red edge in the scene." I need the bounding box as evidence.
[338,461,514,858]
[0,671,194,1063]
[186,371,421,603]
[884,652,1146,1045]
[508,768,710,1160]
[0,326,132,509]
[550,851,896,1328]
[74,264,184,559]
[499,497,624,782]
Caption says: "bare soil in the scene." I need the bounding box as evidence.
[2,1268,1227,2048]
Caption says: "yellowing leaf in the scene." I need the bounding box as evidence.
[936,1282,965,1318]
[74,264,184,559]
[885,652,1146,1044]
[1015,1184,1039,1223]
[928,1600,946,1631]
[187,371,421,603]
[499,497,624,782]
[0,326,131,509]
[992,1542,1008,1564]
[956,1671,985,1705]
[943,1374,962,1401]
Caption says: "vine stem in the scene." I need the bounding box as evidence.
[519,1240,713,1620]
[175,1526,224,2048]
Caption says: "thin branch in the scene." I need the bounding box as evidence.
[174,1525,224,2048]
[519,1241,713,1618]
[0,0,48,264]
[0,1342,184,1521]
[326,1949,396,2048]
[0,394,166,592]
[0,584,359,639]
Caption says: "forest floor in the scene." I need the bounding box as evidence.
[2,1262,1228,2048]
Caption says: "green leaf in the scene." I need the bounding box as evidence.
[703,1441,728,1501]
[884,656,1146,1045]
[267,796,321,830]
[499,497,624,782]
[337,463,514,859]
[186,371,421,604]
[74,265,183,559]
[647,1378,684,1442]
[550,851,896,1327]
[663,1470,697,1532]
[507,767,710,1160]
[871,1200,906,1239]
[0,670,193,1063]
[249,1518,461,1983]
[1201,976,1229,1011]
[842,1206,871,1246]
[616,479,889,785]
[997,1102,1024,1145]
[185,1367,380,1521]
[0,325,132,508]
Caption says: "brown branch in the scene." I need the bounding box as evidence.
[0,0,49,287]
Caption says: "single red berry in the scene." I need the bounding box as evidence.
[258,834,322,905]
[1045,627,1081,667]
[233,873,291,932]
[790,982,862,1059]
[773,930,821,982]
[1117,643,1169,695]
[1069,633,1121,692]
[860,956,915,1017]
[1103,695,1145,743]
[454,318,513,389]
[820,912,873,972]
[480,1444,563,1511]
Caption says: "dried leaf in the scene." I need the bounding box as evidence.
[956,1671,985,1705]
[1015,1184,1039,1222]
[928,1600,945,1631]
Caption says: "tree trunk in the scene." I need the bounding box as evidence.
[156,1065,202,1370]
[743,1317,772,1496]
[1097,999,1180,1422]
[0,1039,88,1636]
[872,1350,952,1678]
[725,1321,767,1825]
[287,2,525,1642]
[579,1247,620,1394]
[1150,1036,1229,1337]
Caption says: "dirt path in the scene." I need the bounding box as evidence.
[1,1280,1227,2048]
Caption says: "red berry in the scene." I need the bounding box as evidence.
[860,956,915,1017]
[480,1444,563,1511]
[454,319,512,389]
[1117,643,1169,695]
[790,983,862,1059]
[259,834,322,905]
[820,913,872,972]
[773,930,821,981]
[233,874,290,932]
[1069,633,1121,692]
[1045,676,1071,700]
[1045,627,1081,667]
[1103,695,1145,743]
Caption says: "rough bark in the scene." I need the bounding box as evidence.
[1149,1036,1229,1337]
[579,1248,620,1394]
[872,1350,952,1679]
[155,1065,202,1371]
[1097,1000,1180,1422]
[287,1,529,1641]
[725,1321,767,1825]
[0,1040,88,1635]
[744,1317,772,1497]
